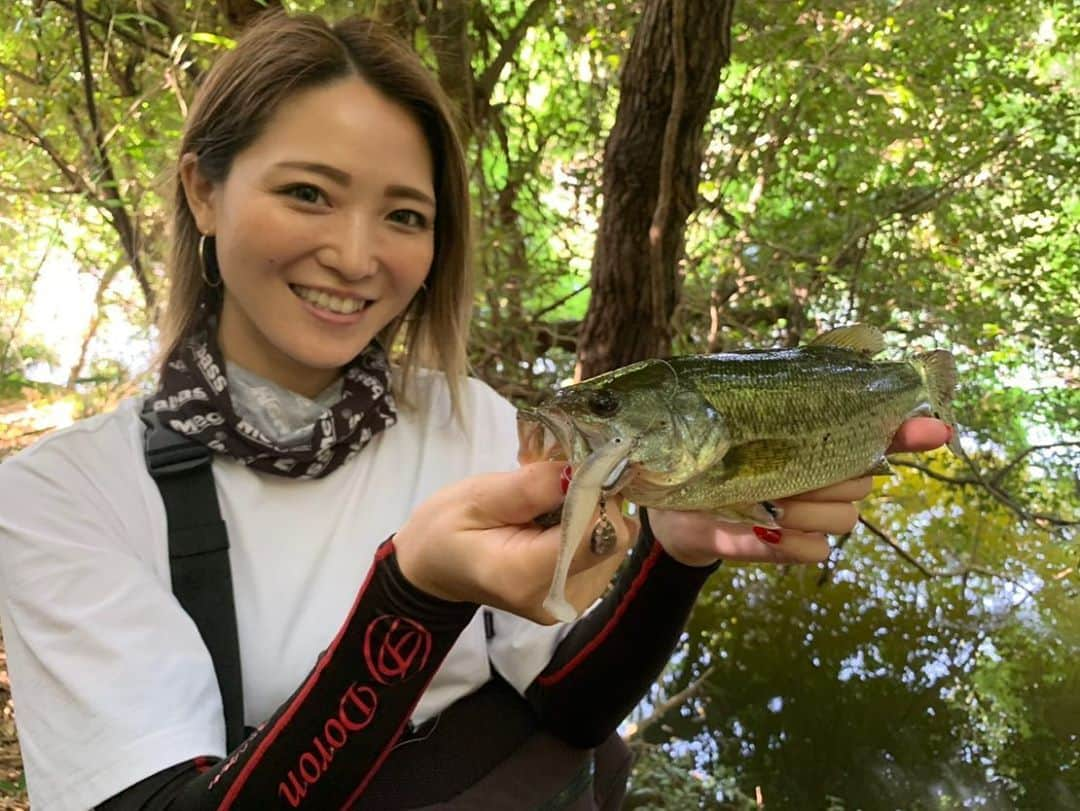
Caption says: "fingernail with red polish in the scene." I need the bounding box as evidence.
[560,465,573,495]
[944,425,954,443]
[753,526,783,545]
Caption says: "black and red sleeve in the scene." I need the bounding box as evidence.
[98,539,476,811]
[525,510,721,748]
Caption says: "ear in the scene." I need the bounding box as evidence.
[179,153,219,235]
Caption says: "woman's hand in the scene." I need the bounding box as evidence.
[647,417,953,567]
[393,461,634,624]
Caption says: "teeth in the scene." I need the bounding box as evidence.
[293,285,365,315]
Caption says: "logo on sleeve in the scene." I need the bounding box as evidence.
[363,615,432,685]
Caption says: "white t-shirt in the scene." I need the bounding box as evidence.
[0,372,568,811]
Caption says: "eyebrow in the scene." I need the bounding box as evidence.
[276,161,351,186]
[274,161,436,208]
[386,184,437,209]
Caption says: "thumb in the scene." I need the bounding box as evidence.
[888,417,950,453]
[468,461,567,526]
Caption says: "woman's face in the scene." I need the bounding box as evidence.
[182,76,436,397]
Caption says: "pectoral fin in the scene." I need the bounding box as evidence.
[708,501,781,529]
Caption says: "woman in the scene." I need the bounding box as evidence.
[0,12,948,810]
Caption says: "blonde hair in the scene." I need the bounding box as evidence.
[159,12,473,415]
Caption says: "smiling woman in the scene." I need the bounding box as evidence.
[0,9,946,811]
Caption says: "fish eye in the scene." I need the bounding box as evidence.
[587,390,619,417]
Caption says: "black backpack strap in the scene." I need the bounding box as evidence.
[140,401,247,752]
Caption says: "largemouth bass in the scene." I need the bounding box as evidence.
[518,324,961,622]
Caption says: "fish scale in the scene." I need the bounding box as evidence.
[636,353,923,508]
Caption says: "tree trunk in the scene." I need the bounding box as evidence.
[375,0,423,44]
[577,0,734,379]
[426,0,477,136]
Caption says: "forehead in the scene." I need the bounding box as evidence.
[235,76,434,188]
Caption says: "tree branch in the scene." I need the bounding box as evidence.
[66,264,121,387]
[624,665,715,745]
[1,114,93,195]
[958,445,1079,529]
[48,0,174,60]
[534,321,580,356]
[988,441,1080,487]
[0,60,42,86]
[148,0,204,85]
[860,516,935,577]
[475,0,552,103]
[858,517,1039,602]
[73,0,155,313]
[532,284,589,320]
[0,237,57,374]
[890,458,977,485]
[890,440,1080,529]
[820,130,1022,271]
[0,185,82,195]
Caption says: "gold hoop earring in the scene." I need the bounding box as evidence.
[199,234,222,288]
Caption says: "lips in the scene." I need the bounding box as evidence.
[290,284,370,315]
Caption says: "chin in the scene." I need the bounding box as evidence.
[286,341,373,372]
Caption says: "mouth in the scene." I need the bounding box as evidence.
[517,407,577,462]
[289,284,372,317]
[517,408,635,492]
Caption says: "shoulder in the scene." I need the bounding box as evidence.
[0,396,168,608]
[0,398,153,562]
[0,397,145,484]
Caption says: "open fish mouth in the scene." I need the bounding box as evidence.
[517,408,635,494]
[517,407,585,465]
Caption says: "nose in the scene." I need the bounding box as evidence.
[320,212,378,280]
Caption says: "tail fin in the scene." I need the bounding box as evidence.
[915,349,962,456]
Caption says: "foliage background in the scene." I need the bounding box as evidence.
[1,0,1077,808]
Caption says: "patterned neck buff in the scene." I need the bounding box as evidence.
[149,322,397,479]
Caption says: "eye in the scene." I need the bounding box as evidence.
[281,184,327,205]
[389,209,430,229]
[587,390,619,417]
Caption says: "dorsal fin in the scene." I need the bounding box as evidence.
[809,324,885,356]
